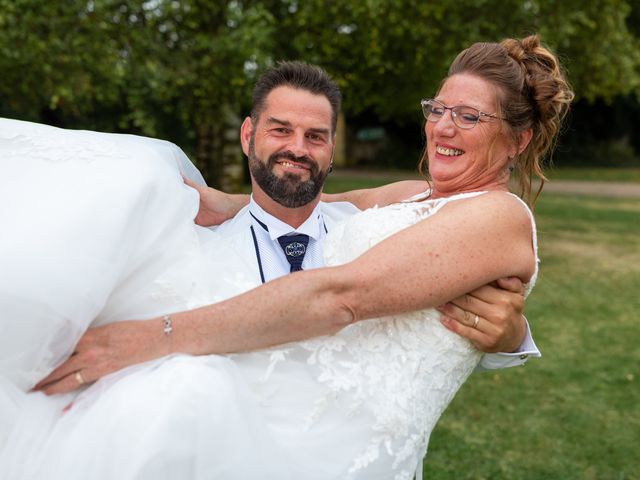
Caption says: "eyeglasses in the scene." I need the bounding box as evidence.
[421,98,505,130]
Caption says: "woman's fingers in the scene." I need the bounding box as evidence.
[33,328,104,392]
[41,371,86,395]
[33,354,84,391]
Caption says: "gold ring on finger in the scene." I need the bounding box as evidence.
[75,371,85,386]
[473,314,480,329]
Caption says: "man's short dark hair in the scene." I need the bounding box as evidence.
[251,61,342,134]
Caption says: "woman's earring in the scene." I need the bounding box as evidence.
[328,161,334,174]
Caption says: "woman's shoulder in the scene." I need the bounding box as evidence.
[430,190,535,246]
[441,190,532,220]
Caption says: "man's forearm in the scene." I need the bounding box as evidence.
[323,180,428,210]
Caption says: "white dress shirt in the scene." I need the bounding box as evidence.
[248,196,328,283]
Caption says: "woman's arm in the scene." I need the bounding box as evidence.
[175,191,535,353]
[322,180,429,210]
[36,191,535,394]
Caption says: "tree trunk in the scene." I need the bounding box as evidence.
[334,111,347,167]
[195,106,244,192]
[219,105,244,193]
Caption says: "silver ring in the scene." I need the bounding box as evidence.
[75,371,85,385]
[473,314,479,329]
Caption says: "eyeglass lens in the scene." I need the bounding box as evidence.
[422,100,482,129]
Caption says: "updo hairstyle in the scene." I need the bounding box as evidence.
[422,35,574,205]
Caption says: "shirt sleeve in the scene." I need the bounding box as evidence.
[474,317,541,372]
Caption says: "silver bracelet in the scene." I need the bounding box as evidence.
[162,314,173,336]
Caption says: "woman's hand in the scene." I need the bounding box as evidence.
[33,320,164,395]
[183,178,249,226]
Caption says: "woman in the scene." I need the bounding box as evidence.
[1,35,572,479]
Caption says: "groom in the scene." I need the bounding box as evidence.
[200,61,539,367]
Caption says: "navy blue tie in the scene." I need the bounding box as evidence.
[277,234,309,272]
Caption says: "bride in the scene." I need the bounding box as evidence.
[0,36,572,479]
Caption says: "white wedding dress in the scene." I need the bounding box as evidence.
[0,118,538,480]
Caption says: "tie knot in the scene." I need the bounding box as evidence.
[277,234,309,272]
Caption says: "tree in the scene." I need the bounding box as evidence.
[2,0,639,182]
[0,0,276,188]
[0,0,128,127]
[118,0,275,189]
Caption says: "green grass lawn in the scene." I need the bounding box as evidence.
[546,167,640,183]
[327,166,640,184]
[325,176,640,479]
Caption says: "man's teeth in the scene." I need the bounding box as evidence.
[280,161,305,168]
[436,146,464,156]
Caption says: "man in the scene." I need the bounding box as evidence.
[195,61,539,367]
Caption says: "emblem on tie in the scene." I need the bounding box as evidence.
[277,233,310,272]
[285,242,306,257]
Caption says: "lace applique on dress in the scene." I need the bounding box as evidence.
[2,130,122,163]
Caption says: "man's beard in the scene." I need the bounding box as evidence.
[248,138,329,208]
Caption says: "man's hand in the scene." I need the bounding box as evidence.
[437,277,526,353]
[33,320,162,395]
[183,178,249,227]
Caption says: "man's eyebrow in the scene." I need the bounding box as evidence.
[265,116,291,127]
[265,117,331,136]
[308,127,331,136]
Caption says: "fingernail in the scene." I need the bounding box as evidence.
[440,316,456,332]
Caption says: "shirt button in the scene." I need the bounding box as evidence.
[519,354,528,360]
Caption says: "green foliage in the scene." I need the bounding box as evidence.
[263,0,640,120]
[0,0,127,122]
[2,0,640,180]
[119,0,275,136]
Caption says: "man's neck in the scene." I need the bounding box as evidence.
[251,189,321,229]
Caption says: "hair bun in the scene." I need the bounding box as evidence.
[501,35,573,124]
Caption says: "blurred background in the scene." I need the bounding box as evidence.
[1,0,639,189]
[2,1,638,479]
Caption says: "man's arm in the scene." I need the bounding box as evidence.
[437,277,541,370]
[186,179,428,227]
[322,180,428,210]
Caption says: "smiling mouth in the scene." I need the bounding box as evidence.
[436,146,465,156]
[277,160,310,170]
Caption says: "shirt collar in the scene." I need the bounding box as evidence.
[249,195,324,241]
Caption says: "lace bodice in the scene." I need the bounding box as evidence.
[305,196,484,478]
